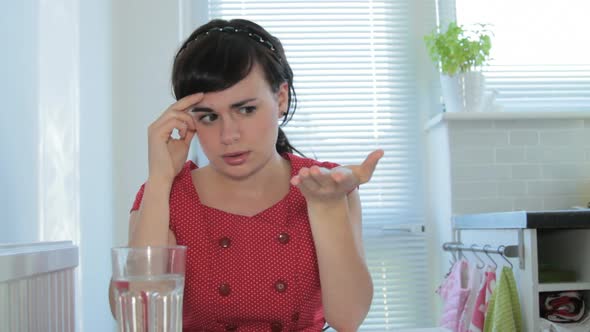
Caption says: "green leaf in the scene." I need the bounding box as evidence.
[423,21,493,76]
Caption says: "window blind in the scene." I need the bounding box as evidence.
[208,0,434,329]
[453,0,590,112]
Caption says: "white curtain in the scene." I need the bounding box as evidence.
[208,0,435,329]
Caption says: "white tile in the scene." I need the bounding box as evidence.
[510,131,539,146]
[512,165,541,180]
[512,197,545,211]
[582,130,590,146]
[543,196,590,210]
[497,181,527,196]
[452,165,511,181]
[453,198,514,214]
[451,148,495,165]
[449,120,494,131]
[525,147,585,163]
[496,148,526,163]
[526,181,565,195]
[527,180,590,195]
[494,119,584,130]
[542,164,590,179]
[450,131,509,147]
[539,130,586,146]
[453,181,498,199]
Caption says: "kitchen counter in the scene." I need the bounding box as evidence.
[453,209,590,229]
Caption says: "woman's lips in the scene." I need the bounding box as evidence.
[222,151,250,166]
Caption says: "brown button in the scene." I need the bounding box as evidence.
[219,237,231,248]
[274,280,287,293]
[225,323,238,331]
[277,232,290,244]
[291,312,300,322]
[219,283,231,296]
[270,321,283,332]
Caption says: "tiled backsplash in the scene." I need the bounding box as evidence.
[445,117,590,214]
[423,113,590,322]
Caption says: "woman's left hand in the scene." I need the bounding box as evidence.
[290,149,384,203]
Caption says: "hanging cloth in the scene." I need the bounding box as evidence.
[468,266,496,332]
[483,266,522,332]
[437,259,471,331]
[458,263,483,332]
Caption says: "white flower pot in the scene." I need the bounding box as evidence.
[440,72,486,112]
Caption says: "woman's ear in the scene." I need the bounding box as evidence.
[277,82,289,117]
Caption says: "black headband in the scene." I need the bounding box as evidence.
[179,25,277,55]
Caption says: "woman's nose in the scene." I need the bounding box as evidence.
[220,117,240,145]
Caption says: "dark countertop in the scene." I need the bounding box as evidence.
[453,209,590,229]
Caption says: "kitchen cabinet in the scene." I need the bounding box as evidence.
[451,210,590,331]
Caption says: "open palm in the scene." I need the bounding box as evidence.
[291,149,384,202]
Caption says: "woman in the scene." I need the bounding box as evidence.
[111,18,383,331]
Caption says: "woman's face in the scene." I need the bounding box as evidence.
[190,64,288,179]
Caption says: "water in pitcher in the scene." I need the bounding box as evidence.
[113,274,184,332]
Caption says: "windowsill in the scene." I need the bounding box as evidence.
[424,111,590,131]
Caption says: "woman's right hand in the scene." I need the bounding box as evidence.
[147,92,204,184]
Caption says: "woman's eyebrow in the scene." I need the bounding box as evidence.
[230,98,257,109]
[190,98,257,113]
[190,107,213,113]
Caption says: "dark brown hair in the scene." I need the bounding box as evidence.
[172,19,301,156]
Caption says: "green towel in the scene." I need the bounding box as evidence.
[483,266,523,332]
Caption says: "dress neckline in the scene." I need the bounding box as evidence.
[186,153,298,219]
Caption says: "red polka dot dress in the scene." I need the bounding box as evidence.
[131,153,339,332]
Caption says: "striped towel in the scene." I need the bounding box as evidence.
[483,266,522,332]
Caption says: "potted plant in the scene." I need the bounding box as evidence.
[424,22,493,112]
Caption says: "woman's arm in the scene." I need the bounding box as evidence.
[109,92,202,318]
[291,150,383,331]
[128,92,202,246]
[307,190,372,332]
[128,179,174,247]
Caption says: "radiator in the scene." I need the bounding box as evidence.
[0,241,79,332]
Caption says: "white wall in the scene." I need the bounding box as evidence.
[112,0,181,246]
[79,0,114,330]
[0,1,39,244]
[1,1,114,331]
[425,122,452,319]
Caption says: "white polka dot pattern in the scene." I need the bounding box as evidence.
[131,153,340,332]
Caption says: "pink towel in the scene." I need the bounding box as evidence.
[437,259,471,331]
[468,267,496,332]
[458,264,483,332]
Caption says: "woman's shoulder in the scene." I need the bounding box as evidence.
[170,160,198,188]
[177,160,198,176]
[284,153,341,170]
[131,160,198,212]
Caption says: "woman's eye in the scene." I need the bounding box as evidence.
[199,113,218,123]
[238,106,256,115]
